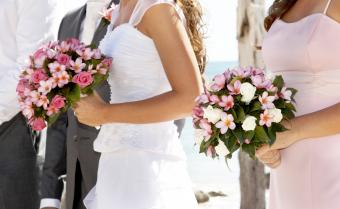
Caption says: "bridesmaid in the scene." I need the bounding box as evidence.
[258,0,340,209]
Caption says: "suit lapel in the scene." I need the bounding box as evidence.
[72,5,87,39]
[91,0,119,46]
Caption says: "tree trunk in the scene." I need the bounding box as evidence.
[236,1,267,209]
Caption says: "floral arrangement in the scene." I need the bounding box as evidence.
[192,67,297,159]
[99,3,117,24]
[16,38,112,131]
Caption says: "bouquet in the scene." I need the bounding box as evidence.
[16,38,112,131]
[193,67,297,159]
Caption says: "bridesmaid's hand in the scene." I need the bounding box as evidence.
[73,92,108,127]
[256,145,281,169]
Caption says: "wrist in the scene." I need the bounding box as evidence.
[101,103,112,124]
[286,118,302,144]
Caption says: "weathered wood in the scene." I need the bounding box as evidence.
[236,1,267,209]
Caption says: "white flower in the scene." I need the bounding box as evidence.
[280,87,292,101]
[203,105,223,124]
[215,140,229,157]
[268,108,283,123]
[194,129,205,145]
[265,71,274,80]
[38,80,53,95]
[242,116,257,131]
[240,82,257,103]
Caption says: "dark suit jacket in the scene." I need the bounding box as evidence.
[40,3,117,208]
[40,1,186,209]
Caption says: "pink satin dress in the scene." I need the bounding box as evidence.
[262,0,340,208]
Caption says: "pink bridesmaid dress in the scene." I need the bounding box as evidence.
[262,0,340,209]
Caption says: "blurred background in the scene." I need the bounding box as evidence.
[43,1,275,208]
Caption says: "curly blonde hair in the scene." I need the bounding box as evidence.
[175,0,206,73]
[264,0,297,31]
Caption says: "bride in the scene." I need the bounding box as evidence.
[73,0,204,208]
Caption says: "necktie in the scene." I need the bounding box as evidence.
[81,0,107,44]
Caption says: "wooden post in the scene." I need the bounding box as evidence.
[236,1,266,209]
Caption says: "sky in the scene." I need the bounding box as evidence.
[59,0,274,62]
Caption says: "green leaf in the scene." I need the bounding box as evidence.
[241,144,256,159]
[282,109,295,120]
[268,123,289,145]
[250,101,262,112]
[274,98,286,109]
[230,109,237,121]
[81,83,94,95]
[267,126,276,145]
[254,126,270,143]
[234,105,246,123]
[272,122,288,132]
[273,75,284,90]
[244,130,255,141]
[199,135,218,155]
[223,134,239,154]
[47,112,61,126]
[232,127,244,143]
[285,102,297,112]
[68,84,81,104]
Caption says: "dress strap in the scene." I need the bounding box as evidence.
[129,0,186,27]
[323,0,332,14]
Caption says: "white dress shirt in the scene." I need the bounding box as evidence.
[0,0,57,126]
[40,0,108,208]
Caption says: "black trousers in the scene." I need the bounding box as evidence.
[73,160,87,209]
[0,113,39,209]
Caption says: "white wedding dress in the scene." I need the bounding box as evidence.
[83,0,199,209]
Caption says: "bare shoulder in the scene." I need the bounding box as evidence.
[328,0,340,23]
[138,3,182,36]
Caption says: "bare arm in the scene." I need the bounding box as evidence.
[287,103,340,143]
[75,4,203,125]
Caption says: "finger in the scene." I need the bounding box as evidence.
[266,157,281,169]
[72,102,79,109]
[262,152,281,164]
[259,149,279,160]
[256,145,271,157]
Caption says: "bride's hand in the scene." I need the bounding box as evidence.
[73,92,108,126]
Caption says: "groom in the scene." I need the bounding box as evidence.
[40,1,186,209]
[0,0,55,208]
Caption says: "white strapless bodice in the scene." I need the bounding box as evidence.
[94,3,186,158]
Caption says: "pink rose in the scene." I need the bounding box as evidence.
[50,95,66,109]
[101,58,112,68]
[30,117,46,131]
[17,79,29,97]
[72,72,93,88]
[56,54,71,66]
[33,48,47,67]
[31,69,48,84]
[33,48,47,60]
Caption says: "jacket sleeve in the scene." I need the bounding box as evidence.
[39,17,68,205]
[40,111,68,202]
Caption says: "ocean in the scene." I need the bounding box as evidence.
[181,61,242,209]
